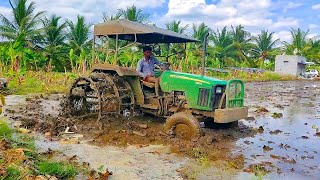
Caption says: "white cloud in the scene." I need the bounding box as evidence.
[273,30,292,43]
[307,33,319,40]
[166,0,237,19]
[0,6,11,18]
[270,17,299,29]
[309,24,318,29]
[163,0,299,39]
[283,2,302,12]
[0,0,165,23]
[312,4,320,10]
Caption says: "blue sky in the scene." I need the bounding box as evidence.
[0,0,320,42]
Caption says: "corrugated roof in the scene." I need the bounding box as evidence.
[94,19,199,44]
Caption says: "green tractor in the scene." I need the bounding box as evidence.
[64,20,248,139]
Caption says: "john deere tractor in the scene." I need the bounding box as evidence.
[64,20,248,139]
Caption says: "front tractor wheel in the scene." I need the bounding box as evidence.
[165,112,202,140]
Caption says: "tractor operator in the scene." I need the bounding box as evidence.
[136,46,161,96]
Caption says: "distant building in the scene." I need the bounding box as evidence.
[275,55,310,76]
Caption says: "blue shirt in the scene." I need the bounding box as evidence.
[136,57,161,78]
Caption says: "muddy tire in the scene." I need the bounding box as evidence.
[165,112,202,140]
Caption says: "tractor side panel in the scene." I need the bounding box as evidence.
[160,71,214,111]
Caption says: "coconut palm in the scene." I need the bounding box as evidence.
[102,12,121,22]
[118,5,149,23]
[66,15,91,73]
[66,15,91,54]
[231,25,251,43]
[166,20,188,34]
[42,15,67,71]
[251,30,279,67]
[0,0,45,43]
[306,39,320,63]
[210,27,243,67]
[284,29,320,63]
[285,28,310,55]
[192,23,211,43]
[231,25,254,64]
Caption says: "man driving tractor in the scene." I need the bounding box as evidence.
[136,46,161,96]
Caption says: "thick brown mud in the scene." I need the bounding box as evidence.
[2,80,320,179]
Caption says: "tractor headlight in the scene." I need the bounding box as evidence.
[216,87,222,94]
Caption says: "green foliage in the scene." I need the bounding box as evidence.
[251,30,279,68]
[0,118,79,179]
[42,15,68,71]
[118,5,149,23]
[192,23,211,43]
[166,20,188,34]
[0,0,319,75]
[0,165,21,180]
[66,15,91,55]
[210,27,243,67]
[0,0,44,43]
[37,161,78,178]
[0,119,13,138]
[3,71,75,95]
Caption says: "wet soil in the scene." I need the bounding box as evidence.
[2,80,320,179]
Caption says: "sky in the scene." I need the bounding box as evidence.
[0,0,320,42]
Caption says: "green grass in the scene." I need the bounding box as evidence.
[37,161,78,178]
[0,119,79,179]
[0,69,297,95]
[0,165,21,180]
[208,71,296,82]
[1,71,76,95]
[0,119,13,138]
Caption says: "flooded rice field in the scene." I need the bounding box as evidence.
[2,80,320,179]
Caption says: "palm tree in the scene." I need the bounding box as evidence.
[285,28,309,55]
[192,23,211,43]
[165,20,188,34]
[284,28,320,63]
[252,30,279,67]
[118,5,149,23]
[210,27,242,67]
[102,12,121,22]
[231,25,254,64]
[42,15,67,71]
[165,20,189,67]
[306,39,320,63]
[66,15,91,73]
[66,15,91,54]
[231,25,251,43]
[0,0,45,43]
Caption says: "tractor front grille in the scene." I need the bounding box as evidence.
[198,88,210,107]
[211,85,226,109]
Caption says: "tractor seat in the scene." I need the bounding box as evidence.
[142,81,155,88]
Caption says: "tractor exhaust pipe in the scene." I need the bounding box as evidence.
[202,33,210,76]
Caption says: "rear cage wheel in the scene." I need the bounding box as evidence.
[62,72,135,119]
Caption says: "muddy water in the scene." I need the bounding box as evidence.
[3,95,189,180]
[35,137,188,180]
[2,80,320,179]
[236,81,320,179]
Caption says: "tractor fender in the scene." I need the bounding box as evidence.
[165,112,202,140]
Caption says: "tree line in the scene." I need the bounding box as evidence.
[0,0,319,73]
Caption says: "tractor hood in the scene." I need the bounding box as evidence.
[160,71,227,93]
